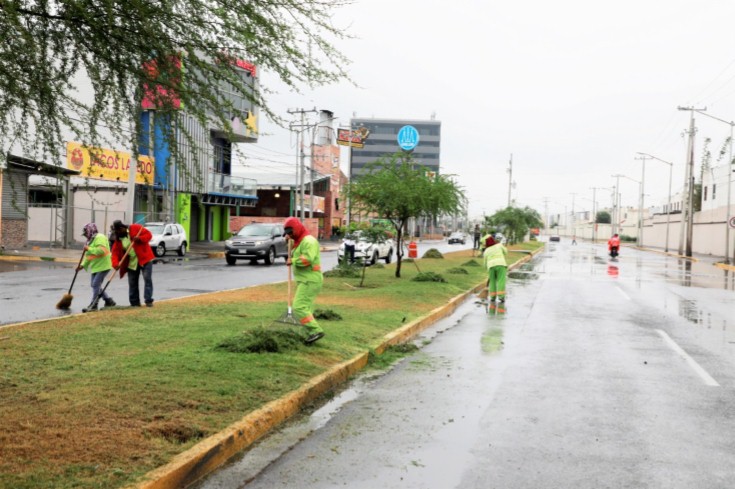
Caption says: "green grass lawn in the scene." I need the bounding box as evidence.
[0,243,542,489]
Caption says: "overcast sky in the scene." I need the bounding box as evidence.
[235,0,735,221]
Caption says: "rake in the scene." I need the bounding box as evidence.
[272,240,299,326]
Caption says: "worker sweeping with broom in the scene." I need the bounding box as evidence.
[283,217,325,345]
[78,223,116,311]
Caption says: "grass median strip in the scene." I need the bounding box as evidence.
[0,244,541,489]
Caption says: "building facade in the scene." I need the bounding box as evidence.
[348,118,441,179]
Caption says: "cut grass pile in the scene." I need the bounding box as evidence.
[0,243,542,489]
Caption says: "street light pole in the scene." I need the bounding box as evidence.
[637,152,674,253]
[507,153,513,208]
[612,174,641,240]
[590,187,612,243]
[634,154,652,247]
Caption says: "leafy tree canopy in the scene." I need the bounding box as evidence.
[0,0,352,168]
[596,210,611,224]
[347,152,464,277]
[486,206,543,245]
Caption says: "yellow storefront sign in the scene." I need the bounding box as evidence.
[66,142,155,185]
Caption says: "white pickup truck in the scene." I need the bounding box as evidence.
[338,231,394,265]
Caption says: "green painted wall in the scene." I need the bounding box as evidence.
[176,194,191,248]
[198,205,206,241]
[211,207,222,241]
[223,207,231,239]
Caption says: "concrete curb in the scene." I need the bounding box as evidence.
[714,262,735,272]
[0,254,79,263]
[129,246,544,489]
[131,353,370,489]
[633,246,698,261]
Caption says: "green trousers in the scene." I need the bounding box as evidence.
[293,281,323,334]
[488,266,507,301]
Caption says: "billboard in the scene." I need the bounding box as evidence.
[66,142,155,185]
[337,127,371,148]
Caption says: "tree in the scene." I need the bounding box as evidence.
[596,211,611,224]
[486,206,543,245]
[346,153,464,278]
[0,0,351,172]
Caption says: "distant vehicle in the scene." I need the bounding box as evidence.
[225,222,289,265]
[338,231,394,265]
[447,232,466,245]
[549,235,561,242]
[146,222,188,257]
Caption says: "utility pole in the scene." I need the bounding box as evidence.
[611,174,623,235]
[634,154,652,247]
[590,188,597,243]
[288,108,318,220]
[570,192,577,238]
[507,154,513,208]
[677,106,704,257]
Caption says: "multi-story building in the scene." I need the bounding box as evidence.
[1,57,261,248]
[348,118,441,179]
[138,56,260,242]
[346,117,442,235]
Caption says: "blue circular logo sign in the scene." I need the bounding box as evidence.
[397,125,420,151]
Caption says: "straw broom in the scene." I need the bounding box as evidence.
[56,247,87,310]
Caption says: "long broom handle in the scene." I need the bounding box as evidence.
[89,225,145,307]
[287,240,293,311]
[67,247,87,294]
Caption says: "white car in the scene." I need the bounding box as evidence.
[448,232,466,244]
[146,222,188,257]
[338,231,394,265]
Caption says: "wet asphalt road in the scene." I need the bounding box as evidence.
[195,241,735,489]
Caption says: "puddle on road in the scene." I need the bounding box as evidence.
[481,324,504,354]
[508,271,539,280]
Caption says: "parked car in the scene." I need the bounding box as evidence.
[447,232,466,244]
[146,222,188,257]
[225,222,289,265]
[338,231,394,265]
[549,235,561,242]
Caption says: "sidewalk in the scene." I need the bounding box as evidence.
[0,240,341,263]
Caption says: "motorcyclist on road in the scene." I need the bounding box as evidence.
[608,233,621,257]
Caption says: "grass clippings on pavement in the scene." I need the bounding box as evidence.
[0,243,542,489]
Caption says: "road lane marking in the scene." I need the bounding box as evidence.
[615,286,631,301]
[656,329,720,387]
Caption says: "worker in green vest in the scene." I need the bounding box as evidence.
[79,222,116,311]
[483,234,508,303]
[284,217,325,344]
